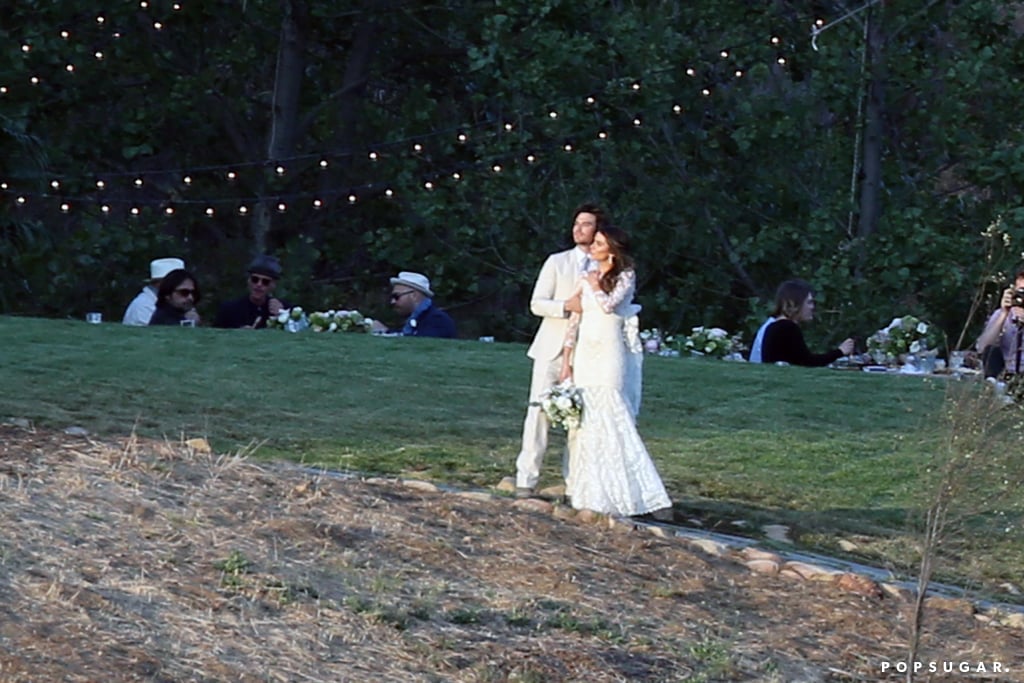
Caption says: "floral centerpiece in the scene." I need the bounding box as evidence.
[639,328,663,354]
[866,315,943,365]
[308,309,375,333]
[268,306,308,333]
[675,326,746,359]
[537,381,583,431]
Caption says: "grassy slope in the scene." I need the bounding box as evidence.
[4,315,1019,590]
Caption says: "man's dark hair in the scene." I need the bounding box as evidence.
[156,268,202,305]
[572,202,610,231]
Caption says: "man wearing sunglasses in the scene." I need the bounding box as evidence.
[370,271,456,338]
[214,255,290,329]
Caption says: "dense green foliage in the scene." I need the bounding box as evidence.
[2,1,1024,347]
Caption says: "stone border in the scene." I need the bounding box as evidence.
[376,475,1024,631]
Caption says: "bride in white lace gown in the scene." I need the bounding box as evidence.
[559,227,671,517]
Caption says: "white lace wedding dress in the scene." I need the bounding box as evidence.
[564,269,671,516]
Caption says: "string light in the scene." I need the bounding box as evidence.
[348,194,357,204]
[50,180,60,189]
[686,68,695,77]
[424,181,434,190]
[312,199,322,209]
[238,205,248,215]
[16,196,26,205]
[226,171,236,181]
[320,158,330,167]
[548,111,558,119]
[182,175,192,185]
[563,143,572,152]
[205,207,215,216]
[491,164,502,173]
[276,202,287,212]
[95,180,105,189]
[672,104,683,114]
[631,82,641,91]
[130,206,140,215]
[134,178,144,187]
[275,165,286,175]
[60,31,70,40]
[597,131,608,139]
[153,22,163,31]
[413,143,423,152]
[457,132,468,142]
[60,203,70,212]
[526,154,536,163]
[701,88,711,96]
[367,152,377,161]
[632,117,642,126]
[0,87,7,94]
[101,205,110,213]
[30,77,40,85]
[164,206,174,215]
[21,44,31,53]
[96,15,105,24]
[94,51,104,60]
[452,172,461,180]
[777,57,787,65]
[719,50,729,58]
[65,64,75,73]
[384,188,394,198]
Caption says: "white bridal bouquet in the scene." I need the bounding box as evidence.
[538,381,583,431]
[677,325,745,359]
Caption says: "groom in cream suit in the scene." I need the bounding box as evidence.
[515,203,609,496]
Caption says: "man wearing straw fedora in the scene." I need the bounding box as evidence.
[122,257,186,326]
[371,271,456,338]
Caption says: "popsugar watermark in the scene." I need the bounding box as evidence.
[880,660,1007,675]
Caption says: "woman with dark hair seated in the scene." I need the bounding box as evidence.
[149,269,202,326]
[762,279,854,366]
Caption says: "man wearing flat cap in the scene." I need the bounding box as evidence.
[214,255,290,329]
[123,257,187,326]
[371,271,456,338]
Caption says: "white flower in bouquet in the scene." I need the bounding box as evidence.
[537,381,583,431]
[269,307,308,332]
[866,315,942,364]
[677,325,741,359]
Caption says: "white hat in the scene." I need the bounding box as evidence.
[389,271,433,297]
[150,258,185,280]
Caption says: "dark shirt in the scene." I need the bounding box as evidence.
[392,303,457,338]
[214,296,289,329]
[762,318,842,367]
[149,302,187,326]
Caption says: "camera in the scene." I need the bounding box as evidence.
[1014,288,1024,308]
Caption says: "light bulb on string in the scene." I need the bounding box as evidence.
[777,57,787,65]
[631,81,641,91]
[0,87,7,94]
[60,31,70,40]
[140,1,149,7]
[686,68,695,77]
[413,143,423,152]
[457,132,468,142]
[182,176,192,185]
[312,199,322,209]
[384,188,394,198]
[60,203,70,213]
[276,202,287,213]
[598,131,608,139]
[153,22,163,30]
[771,36,781,45]
[424,181,434,190]
[735,69,744,78]
[30,76,40,85]
[492,164,502,173]
[16,196,26,205]
[94,51,104,60]
[95,180,105,189]
[21,44,31,53]
[134,178,144,187]
[526,154,536,163]
[226,171,236,181]
[672,104,683,114]
[320,158,330,167]
[173,3,182,9]
[50,180,60,190]
[503,123,513,131]
[101,205,110,214]
[563,143,573,152]
[164,206,174,216]
[0,182,7,189]
[367,152,377,161]
[348,194,357,204]
[632,117,642,127]
[585,96,596,105]
[702,88,711,96]
[130,207,140,215]
[96,15,105,24]
[815,18,824,26]
[452,172,461,180]
[548,111,558,119]
[238,205,248,215]
[719,50,729,58]
[205,207,215,217]
[65,64,75,73]
[275,165,285,176]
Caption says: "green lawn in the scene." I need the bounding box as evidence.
[2,315,1021,596]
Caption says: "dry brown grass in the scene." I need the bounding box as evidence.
[0,424,1021,682]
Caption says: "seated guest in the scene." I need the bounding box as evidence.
[214,255,289,329]
[123,257,185,326]
[762,279,854,366]
[149,269,202,326]
[748,315,777,363]
[371,271,456,338]
[975,269,1024,378]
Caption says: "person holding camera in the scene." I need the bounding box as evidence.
[975,270,1024,377]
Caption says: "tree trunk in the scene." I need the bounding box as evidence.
[857,6,886,239]
[252,0,309,255]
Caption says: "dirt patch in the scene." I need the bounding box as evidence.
[0,424,1021,682]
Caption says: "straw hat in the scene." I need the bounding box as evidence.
[389,271,433,297]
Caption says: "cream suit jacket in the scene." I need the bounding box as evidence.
[527,248,585,361]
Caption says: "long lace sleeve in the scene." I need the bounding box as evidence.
[563,311,581,349]
[592,269,635,313]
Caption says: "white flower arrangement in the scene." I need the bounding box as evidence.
[676,325,745,359]
[267,306,308,333]
[538,381,583,431]
[308,309,375,333]
[866,315,942,364]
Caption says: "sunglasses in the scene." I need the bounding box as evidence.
[174,288,196,298]
[249,275,275,286]
[389,290,416,303]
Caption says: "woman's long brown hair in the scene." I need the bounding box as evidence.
[596,226,634,294]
